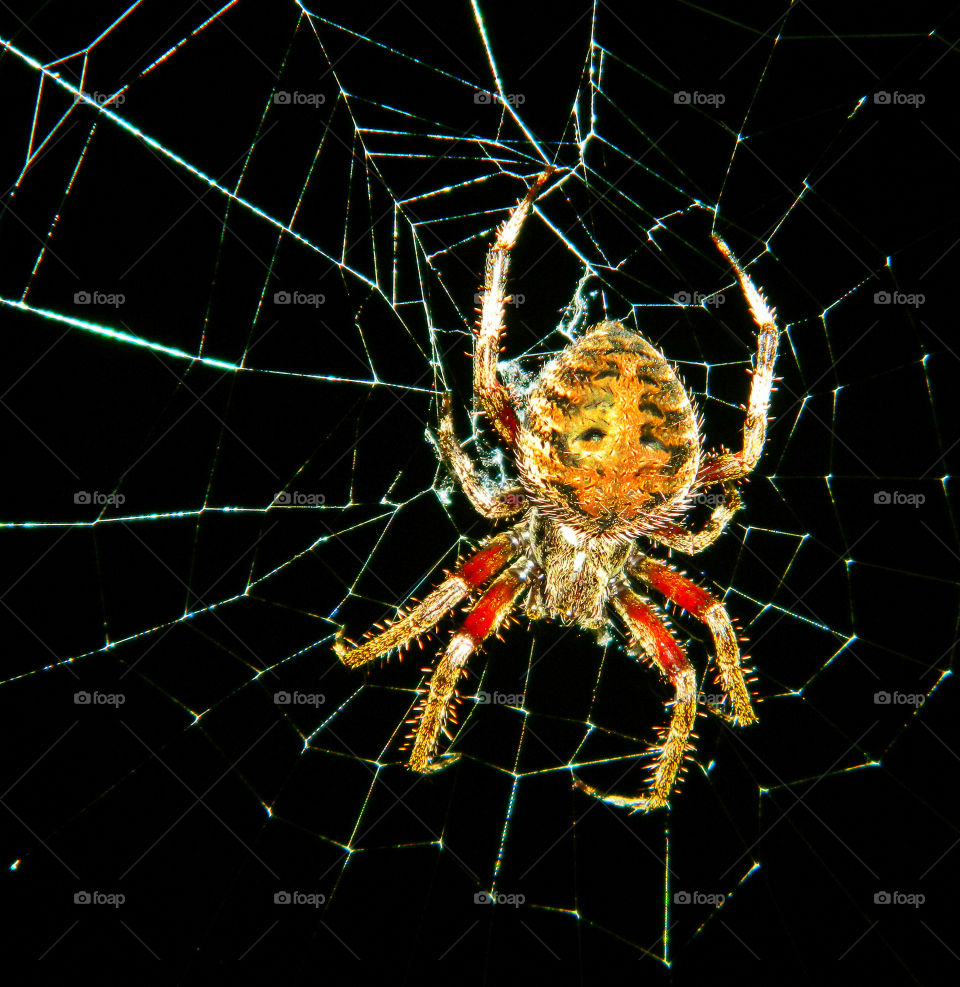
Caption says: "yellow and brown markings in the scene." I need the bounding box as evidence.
[517,321,699,535]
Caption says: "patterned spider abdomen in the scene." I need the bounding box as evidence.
[517,321,700,540]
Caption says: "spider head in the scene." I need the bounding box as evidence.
[516,321,700,542]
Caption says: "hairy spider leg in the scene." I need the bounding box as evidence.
[698,234,780,486]
[408,560,533,772]
[475,169,555,447]
[652,484,741,555]
[712,234,779,473]
[429,393,527,519]
[574,583,697,811]
[653,234,779,551]
[333,531,520,668]
[631,557,756,725]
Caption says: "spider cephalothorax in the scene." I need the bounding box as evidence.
[334,169,779,811]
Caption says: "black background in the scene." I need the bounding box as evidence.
[1,2,958,983]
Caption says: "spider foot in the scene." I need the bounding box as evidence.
[572,775,669,813]
[412,752,462,775]
[732,707,760,727]
[708,694,759,725]
[331,629,355,664]
[703,702,759,727]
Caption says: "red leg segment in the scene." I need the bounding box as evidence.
[631,557,756,725]
[408,561,531,772]
[458,534,519,587]
[574,583,697,811]
[614,586,688,675]
[333,531,519,668]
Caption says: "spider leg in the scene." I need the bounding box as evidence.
[408,559,533,772]
[573,582,696,812]
[333,530,520,668]
[698,235,780,486]
[631,557,756,726]
[475,169,555,447]
[427,393,527,519]
[651,237,777,551]
[650,483,741,555]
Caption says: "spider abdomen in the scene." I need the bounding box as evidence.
[517,321,700,540]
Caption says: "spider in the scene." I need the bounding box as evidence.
[334,168,779,812]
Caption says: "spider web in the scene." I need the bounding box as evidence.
[1,1,958,977]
